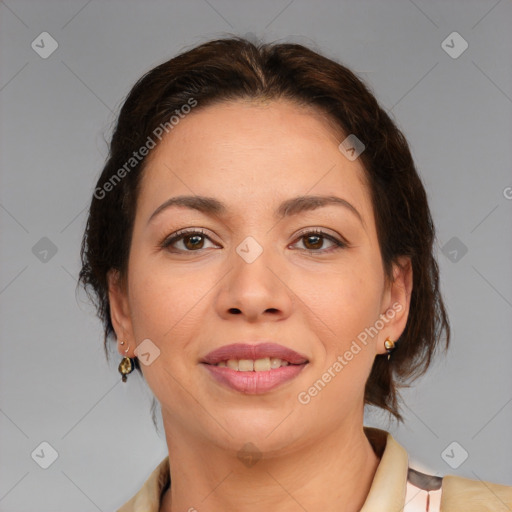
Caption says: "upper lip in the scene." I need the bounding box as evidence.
[201,342,309,365]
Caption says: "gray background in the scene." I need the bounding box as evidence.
[1,0,511,510]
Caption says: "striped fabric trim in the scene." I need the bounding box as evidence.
[405,467,443,512]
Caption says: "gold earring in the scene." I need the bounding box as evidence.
[384,338,396,361]
[118,341,134,382]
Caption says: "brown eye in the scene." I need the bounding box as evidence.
[183,234,205,250]
[292,229,347,253]
[161,229,217,252]
[302,233,324,250]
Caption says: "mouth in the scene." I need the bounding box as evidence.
[200,342,309,366]
[207,357,298,371]
[200,342,309,394]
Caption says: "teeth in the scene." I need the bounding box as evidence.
[217,357,290,371]
[270,357,285,369]
[226,359,239,370]
[238,359,254,371]
[254,357,270,371]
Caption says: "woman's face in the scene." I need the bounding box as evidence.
[109,99,411,453]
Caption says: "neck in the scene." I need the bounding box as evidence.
[159,416,381,512]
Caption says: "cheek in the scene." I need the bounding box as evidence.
[294,265,383,413]
[127,257,212,347]
[295,258,384,342]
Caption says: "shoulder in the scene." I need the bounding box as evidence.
[117,455,170,512]
[404,468,512,511]
[440,474,512,510]
[366,428,512,510]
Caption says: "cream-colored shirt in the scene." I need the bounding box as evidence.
[117,427,512,511]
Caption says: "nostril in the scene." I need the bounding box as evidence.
[228,308,242,314]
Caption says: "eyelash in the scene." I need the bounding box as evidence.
[159,228,347,254]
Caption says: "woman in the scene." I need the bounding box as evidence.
[79,37,511,511]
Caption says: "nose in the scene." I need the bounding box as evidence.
[214,242,293,323]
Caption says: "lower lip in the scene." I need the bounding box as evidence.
[201,363,308,394]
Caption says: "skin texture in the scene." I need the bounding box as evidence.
[108,99,413,512]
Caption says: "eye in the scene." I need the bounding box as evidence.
[291,229,347,253]
[160,228,347,254]
[160,229,218,252]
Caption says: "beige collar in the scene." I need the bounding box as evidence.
[360,426,409,510]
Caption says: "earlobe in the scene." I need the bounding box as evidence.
[107,269,134,356]
[378,257,413,355]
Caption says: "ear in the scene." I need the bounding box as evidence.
[107,269,136,358]
[376,256,413,355]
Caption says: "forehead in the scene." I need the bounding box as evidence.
[137,99,372,220]
[150,98,345,156]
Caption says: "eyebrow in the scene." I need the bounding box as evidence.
[147,194,364,225]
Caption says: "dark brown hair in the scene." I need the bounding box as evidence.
[79,36,450,424]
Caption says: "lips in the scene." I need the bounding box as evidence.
[200,342,309,365]
[200,342,309,394]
